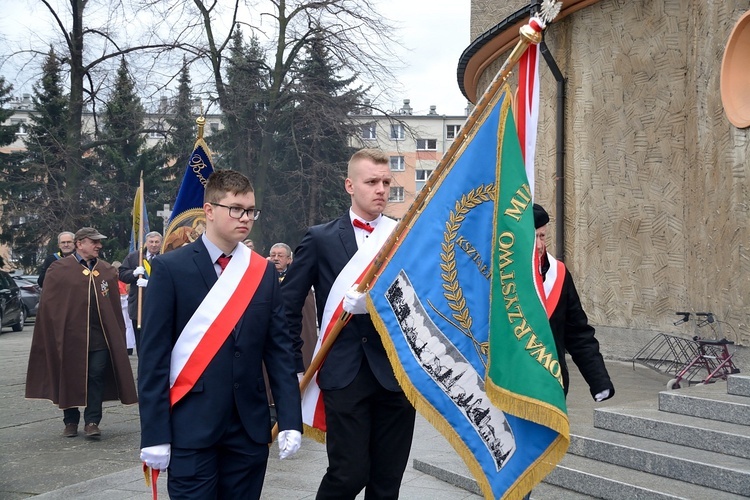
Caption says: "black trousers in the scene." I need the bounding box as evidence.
[316,360,416,500]
[167,407,269,499]
[63,349,110,425]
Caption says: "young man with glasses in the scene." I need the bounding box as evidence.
[138,169,302,499]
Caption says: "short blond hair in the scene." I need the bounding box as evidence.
[347,148,389,177]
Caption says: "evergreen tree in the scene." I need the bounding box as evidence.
[0,48,70,269]
[89,57,162,261]
[164,59,196,175]
[264,34,363,247]
[0,77,19,146]
[216,29,268,178]
[152,59,195,233]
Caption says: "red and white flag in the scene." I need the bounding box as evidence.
[516,40,541,196]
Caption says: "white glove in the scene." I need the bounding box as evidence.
[136,277,149,288]
[278,430,302,460]
[342,286,368,315]
[140,443,171,470]
[133,266,146,277]
[594,389,611,402]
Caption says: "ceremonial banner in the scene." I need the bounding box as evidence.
[129,184,150,253]
[367,84,568,499]
[162,117,214,253]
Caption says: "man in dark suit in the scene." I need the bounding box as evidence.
[138,169,302,499]
[534,203,614,400]
[282,148,416,499]
[37,231,75,287]
[119,230,162,355]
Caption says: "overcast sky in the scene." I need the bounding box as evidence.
[1,0,471,117]
[375,0,471,116]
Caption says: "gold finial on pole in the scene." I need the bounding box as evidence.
[196,115,205,140]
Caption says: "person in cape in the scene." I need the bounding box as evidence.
[282,148,416,499]
[25,227,138,439]
[138,169,302,499]
[533,203,615,400]
[37,231,75,287]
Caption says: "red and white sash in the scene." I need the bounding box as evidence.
[301,217,398,433]
[169,244,265,406]
[540,252,565,318]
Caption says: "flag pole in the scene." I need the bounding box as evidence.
[269,16,552,442]
[137,171,145,329]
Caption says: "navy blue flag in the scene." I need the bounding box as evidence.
[162,129,214,253]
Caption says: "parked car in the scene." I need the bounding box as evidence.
[12,277,41,319]
[21,274,39,284]
[0,270,24,332]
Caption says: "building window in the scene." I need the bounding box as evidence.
[446,124,460,139]
[416,138,437,151]
[389,156,405,171]
[415,169,433,192]
[361,123,376,140]
[389,186,404,202]
[390,124,404,140]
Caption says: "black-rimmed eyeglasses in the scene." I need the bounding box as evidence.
[210,203,262,221]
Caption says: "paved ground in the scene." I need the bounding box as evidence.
[0,319,670,499]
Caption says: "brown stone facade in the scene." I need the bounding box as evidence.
[466,0,750,348]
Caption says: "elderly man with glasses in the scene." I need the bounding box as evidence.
[37,231,76,287]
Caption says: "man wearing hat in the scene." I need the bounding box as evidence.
[533,204,615,402]
[26,227,138,439]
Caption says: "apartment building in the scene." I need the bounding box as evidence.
[351,99,468,220]
[1,94,467,222]
[0,94,222,154]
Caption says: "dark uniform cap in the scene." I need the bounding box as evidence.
[74,227,108,241]
[533,204,550,229]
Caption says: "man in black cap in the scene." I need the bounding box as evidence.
[26,227,138,439]
[533,204,615,402]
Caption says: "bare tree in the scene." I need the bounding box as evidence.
[2,0,401,238]
[185,0,400,242]
[2,0,188,227]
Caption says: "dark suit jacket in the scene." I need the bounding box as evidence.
[282,214,401,392]
[119,249,156,320]
[138,238,302,449]
[545,259,615,400]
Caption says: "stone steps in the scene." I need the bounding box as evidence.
[567,427,750,495]
[726,374,750,397]
[546,453,747,499]
[414,370,749,497]
[594,398,750,458]
[658,382,750,426]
